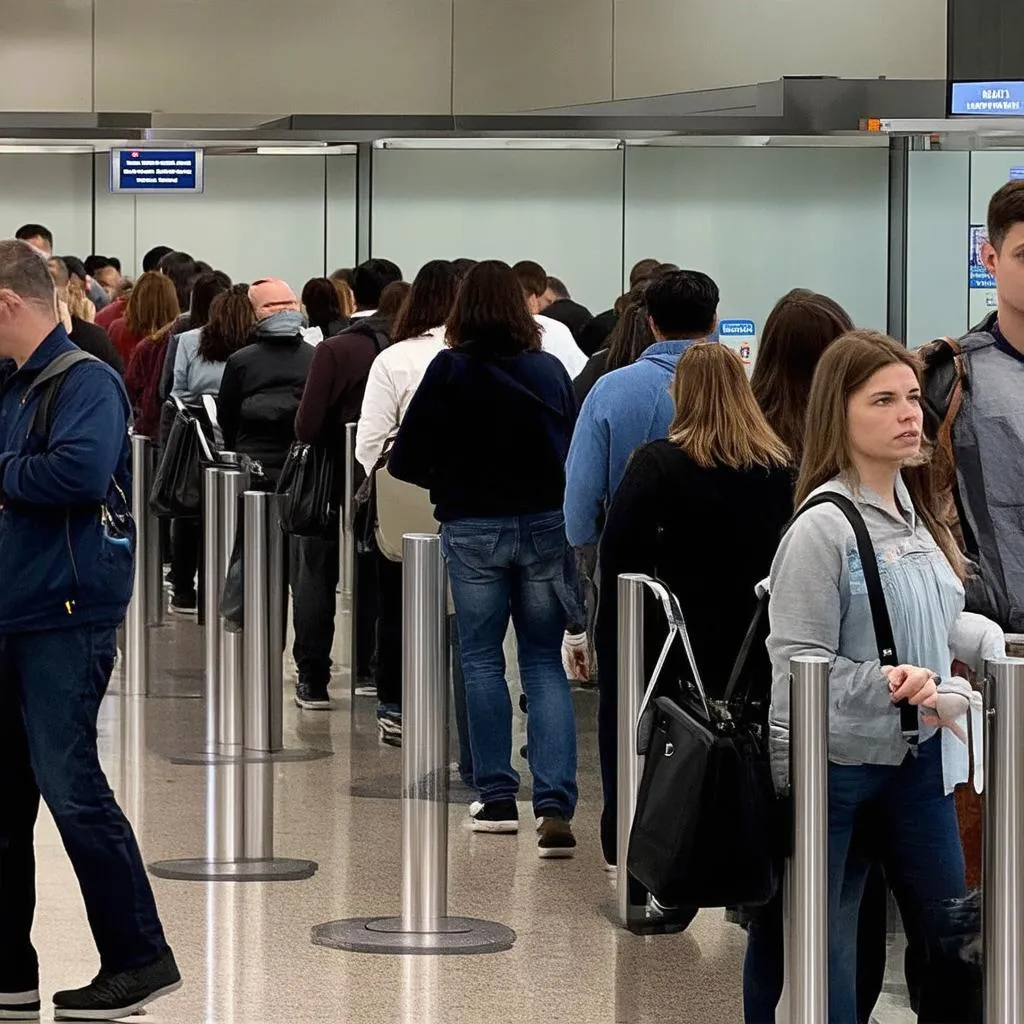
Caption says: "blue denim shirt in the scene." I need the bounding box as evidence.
[767,474,965,781]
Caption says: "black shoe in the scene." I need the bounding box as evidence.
[168,592,197,617]
[469,800,519,834]
[295,681,332,710]
[377,707,403,747]
[537,812,577,859]
[0,987,40,1020]
[53,950,181,1021]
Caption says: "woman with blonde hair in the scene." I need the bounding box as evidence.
[745,330,1002,1023]
[595,342,795,869]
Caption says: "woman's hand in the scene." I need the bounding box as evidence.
[882,664,939,707]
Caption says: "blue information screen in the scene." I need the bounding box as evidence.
[110,149,204,193]
[950,81,1024,116]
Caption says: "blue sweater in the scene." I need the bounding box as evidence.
[388,345,576,522]
[0,326,134,632]
[563,340,698,546]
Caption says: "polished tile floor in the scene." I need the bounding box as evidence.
[27,606,915,1023]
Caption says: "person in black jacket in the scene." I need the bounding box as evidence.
[389,260,581,859]
[541,277,592,343]
[595,342,793,869]
[217,278,313,485]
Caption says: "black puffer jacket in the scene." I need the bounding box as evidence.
[217,332,314,484]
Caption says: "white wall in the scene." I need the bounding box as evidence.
[95,154,357,289]
[370,149,625,312]
[623,146,890,337]
[0,154,94,257]
[906,151,970,347]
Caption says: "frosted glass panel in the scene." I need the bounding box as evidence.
[371,149,624,313]
[0,154,93,258]
[968,151,1024,327]
[326,155,358,275]
[96,155,336,291]
[624,147,889,338]
[906,151,970,347]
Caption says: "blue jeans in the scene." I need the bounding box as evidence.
[441,513,578,818]
[0,626,169,986]
[743,737,965,1023]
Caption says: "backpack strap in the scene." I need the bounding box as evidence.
[23,350,99,441]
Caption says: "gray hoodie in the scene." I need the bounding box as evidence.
[767,474,965,785]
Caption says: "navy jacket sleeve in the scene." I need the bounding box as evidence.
[387,352,448,490]
[598,445,662,586]
[0,364,127,505]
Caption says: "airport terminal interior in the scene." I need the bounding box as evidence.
[5,2,1024,1022]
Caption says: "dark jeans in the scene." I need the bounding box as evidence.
[449,614,473,788]
[374,549,402,709]
[743,738,965,1023]
[0,626,168,984]
[170,517,200,600]
[441,513,578,818]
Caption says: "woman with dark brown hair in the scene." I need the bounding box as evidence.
[750,288,854,463]
[745,330,1002,1024]
[301,277,348,340]
[389,260,580,857]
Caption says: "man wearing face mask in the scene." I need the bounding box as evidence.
[216,277,314,487]
[0,239,180,1019]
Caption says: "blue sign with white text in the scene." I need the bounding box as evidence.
[110,149,203,193]
[951,81,1024,116]
[718,319,756,338]
[1011,167,1024,180]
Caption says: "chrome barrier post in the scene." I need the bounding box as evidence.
[789,655,830,1024]
[266,494,286,751]
[243,491,272,753]
[125,434,152,696]
[143,440,164,628]
[985,657,1024,1021]
[202,466,223,754]
[616,573,649,928]
[341,422,357,599]
[217,469,247,757]
[311,534,515,955]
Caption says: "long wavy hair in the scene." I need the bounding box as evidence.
[200,285,254,363]
[124,271,180,336]
[797,329,965,578]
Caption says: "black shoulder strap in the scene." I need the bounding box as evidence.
[24,350,99,441]
[725,490,918,749]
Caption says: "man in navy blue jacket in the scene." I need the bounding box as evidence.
[0,240,180,1021]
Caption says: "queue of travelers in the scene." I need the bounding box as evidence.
[4,177,1024,1021]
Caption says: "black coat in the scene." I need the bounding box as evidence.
[69,317,125,376]
[544,298,593,344]
[217,333,314,483]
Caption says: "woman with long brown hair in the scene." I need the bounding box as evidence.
[595,342,794,870]
[750,288,854,463]
[746,330,999,1023]
[109,271,179,369]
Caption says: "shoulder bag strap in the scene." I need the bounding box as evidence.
[24,350,99,440]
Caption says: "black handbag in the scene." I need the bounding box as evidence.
[276,441,336,537]
[149,397,216,518]
[625,492,919,912]
[626,578,781,910]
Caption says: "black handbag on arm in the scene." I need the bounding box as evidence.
[149,396,217,518]
[276,441,336,537]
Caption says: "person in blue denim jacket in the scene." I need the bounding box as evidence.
[389,260,579,859]
[0,240,179,1021]
[745,330,997,1024]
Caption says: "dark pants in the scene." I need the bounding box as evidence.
[449,614,474,788]
[0,626,168,984]
[374,550,402,709]
[170,517,200,600]
[291,533,339,690]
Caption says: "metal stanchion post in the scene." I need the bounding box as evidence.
[985,657,1024,1021]
[789,655,830,1024]
[144,440,164,627]
[217,469,247,757]
[616,573,649,928]
[266,494,286,751]
[243,491,272,753]
[202,466,223,754]
[311,534,515,955]
[341,422,357,599]
[125,434,151,696]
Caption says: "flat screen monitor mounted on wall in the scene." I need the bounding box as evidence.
[950,81,1024,116]
[110,149,204,193]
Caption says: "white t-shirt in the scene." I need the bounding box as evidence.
[536,314,587,378]
[355,326,447,474]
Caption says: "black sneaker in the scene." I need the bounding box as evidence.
[295,681,331,710]
[0,987,40,1020]
[537,812,577,859]
[469,800,519,834]
[168,592,197,617]
[53,950,181,1021]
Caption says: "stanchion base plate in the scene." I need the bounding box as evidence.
[169,747,333,766]
[311,917,516,955]
[149,857,318,882]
